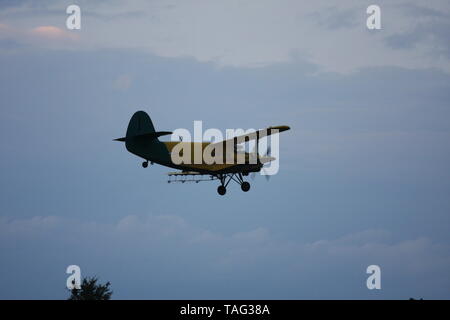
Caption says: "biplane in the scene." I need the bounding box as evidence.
[115,111,290,195]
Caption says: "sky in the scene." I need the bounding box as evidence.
[1,0,450,299]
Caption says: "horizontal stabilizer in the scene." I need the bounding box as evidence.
[114,131,172,142]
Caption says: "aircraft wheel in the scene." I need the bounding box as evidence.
[142,161,148,168]
[241,182,250,192]
[217,185,226,196]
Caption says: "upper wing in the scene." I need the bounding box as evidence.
[208,125,290,150]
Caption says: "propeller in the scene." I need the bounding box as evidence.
[250,143,272,181]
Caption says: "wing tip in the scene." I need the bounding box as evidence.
[269,125,290,132]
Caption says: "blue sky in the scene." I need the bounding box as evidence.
[1,0,450,299]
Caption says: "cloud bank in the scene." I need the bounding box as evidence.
[1,0,450,72]
[1,214,449,299]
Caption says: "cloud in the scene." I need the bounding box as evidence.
[0,0,53,10]
[384,3,450,59]
[0,23,79,51]
[1,214,450,299]
[308,6,358,30]
[29,25,78,40]
[2,1,450,73]
[385,20,450,58]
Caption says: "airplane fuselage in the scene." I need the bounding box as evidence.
[128,140,262,175]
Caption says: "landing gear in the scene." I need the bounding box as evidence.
[215,173,250,195]
[142,161,148,168]
[217,185,226,196]
[241,181,250,192]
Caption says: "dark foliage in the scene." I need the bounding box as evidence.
[68,277,113,300]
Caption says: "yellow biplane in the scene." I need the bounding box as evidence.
[115,111,290,195]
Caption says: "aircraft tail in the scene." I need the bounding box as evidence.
[115,111,171,163]
[126,110,156,138]
[114,111,171,142]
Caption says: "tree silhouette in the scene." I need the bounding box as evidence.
[68,277,113,300]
